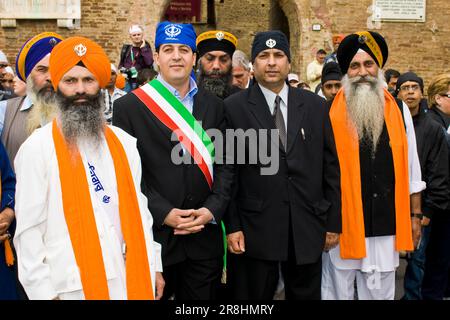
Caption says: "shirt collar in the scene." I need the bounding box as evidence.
[20,95,33,111]
[258,82,289,113]
[157,74,198,100]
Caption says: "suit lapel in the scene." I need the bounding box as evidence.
[248,84,277,131]
[286,88,306,154]
[192,89,210,124]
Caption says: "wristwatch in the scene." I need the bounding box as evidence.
[410,213,423,219]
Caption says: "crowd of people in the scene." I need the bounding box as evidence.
[0,21,449,301]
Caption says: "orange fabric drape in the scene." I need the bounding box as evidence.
[52,120,154,299]
[329,88,413,259]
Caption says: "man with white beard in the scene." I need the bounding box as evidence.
[13,36,164,300]
[1,32,63,166]
[321,31,425,300]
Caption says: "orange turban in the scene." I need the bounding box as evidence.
[115,72,126,90]
[49,36,111,90]
[332,34,345,44]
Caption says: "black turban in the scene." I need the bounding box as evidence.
[337,31,388,74]
[251,30,291,62]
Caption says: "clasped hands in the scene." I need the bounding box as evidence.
[164,207,214,235]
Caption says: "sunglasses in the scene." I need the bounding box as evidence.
[440,93,450,98]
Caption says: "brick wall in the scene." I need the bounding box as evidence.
[1,0,449,89]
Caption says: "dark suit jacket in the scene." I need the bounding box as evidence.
[224,84,341,265]
[113,87,234,266]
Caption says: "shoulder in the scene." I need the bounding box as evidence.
[109,125,137,146]
[16,122,52,162]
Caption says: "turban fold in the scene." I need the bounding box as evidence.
[155,21,197,52]
[337,31,388,74]
[15,32,63,81]
[395,71,424,95]
[321,62,343,84]
[251,30,291,62]
[196,30,237,57]
[49,36,111,90]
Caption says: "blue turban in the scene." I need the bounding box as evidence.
[155,21,197,52]
[15,32,63,81]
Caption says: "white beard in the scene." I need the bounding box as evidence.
[342,69,386,152]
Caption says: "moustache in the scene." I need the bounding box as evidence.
[350,75,378,86]
[57,91,101,107]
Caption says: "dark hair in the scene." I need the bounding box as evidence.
[385,69,400,83]
[137,68,157,87]
[317,49,327,55]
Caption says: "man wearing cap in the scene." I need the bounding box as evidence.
[103,64,126,124]
[231,50,252,90]
[396,72,449,300]
[113,22,233,300]
[196,30,240,99]
[119,24,154,92]
[224,30,341,300]
[322,31,425,300]
[0,52,14,102]
[325,34,345,65]
[287,73,300,88]
[13,36,164,300]
[321,62,343,101]
[1,32,63,166]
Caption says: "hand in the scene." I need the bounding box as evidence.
[163,208,195,229]
[323,232,340,252]
[411,217,422,250]
[0,207,14,236]
[0,233,10,244]
[154,272,165,300]
[174,207,214,235]
[421,216,431,226]
[227,231,245,254]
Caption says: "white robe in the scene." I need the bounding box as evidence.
[13,123,162,300]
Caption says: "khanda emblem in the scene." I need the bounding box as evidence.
[165,24,182,38]
[266,38,277,48]
[49,38,58,47]
[74,43,87,57]
[216,31,224,41]
[358,34,367,44]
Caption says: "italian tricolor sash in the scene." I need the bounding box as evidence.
[133,79,215,189]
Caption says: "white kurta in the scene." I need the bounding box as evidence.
[13,123,162,300]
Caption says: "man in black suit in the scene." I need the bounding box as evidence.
[224,30,341,300]
[113,21,233,300]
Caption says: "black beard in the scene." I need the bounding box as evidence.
[56,90,105,147]
[197,67,232,99]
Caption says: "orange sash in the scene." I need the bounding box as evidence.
[329,88,413,259]
[52,120,154,300]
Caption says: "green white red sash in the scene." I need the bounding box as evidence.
[133,79,215,188]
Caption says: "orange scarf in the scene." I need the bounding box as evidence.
[52,120,154,300]
[329,88,413,259]
[1,177,15,267]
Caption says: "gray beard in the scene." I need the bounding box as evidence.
[197,65,232,99]
[56,91,105,149]
[342,69,386,153]
[26,77,58,134]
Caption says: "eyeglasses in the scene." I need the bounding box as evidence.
[440,93,450,98]
[399,84,421,92]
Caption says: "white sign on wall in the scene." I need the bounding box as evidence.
[372,0,426,22]
[0,0,81,28]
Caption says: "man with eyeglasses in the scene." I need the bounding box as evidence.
[321,62,343,101]
[396,72,449,300]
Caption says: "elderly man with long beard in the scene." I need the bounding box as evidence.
[1,32,63,166]
[196,30,241,99]
[321,31,425,300]
[13,36,164,300]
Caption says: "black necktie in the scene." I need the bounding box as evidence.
[273,95,287,150]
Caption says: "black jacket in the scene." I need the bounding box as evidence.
[413,107,449,217]
[112,87,234,266]
[224,84,341,265]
